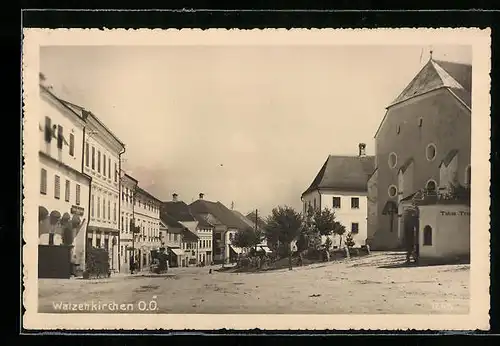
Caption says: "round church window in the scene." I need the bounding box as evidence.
[388,152,397,169]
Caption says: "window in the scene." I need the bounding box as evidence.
[108,158,112,178]
[54,175,60,199]
[423,225,433,246]
[121,216,124,231]
[40,169,47,194]
[114,202,117,222]
[465,165,471,186]
[57,125,63,149]
[351,222,359,234]
[426,143,437,161]
[396,124,401,134]
[332,197,341,208]
[97,197,101,218]
[76,184,81,205]
[388,185,398,198]
[418,117,423,127]
[104,237,109,250]
[97,151,101,173]
[85,143,89,167]
[91,195,95,217]
[96,235,101,248]
[44,116,52,143]
[388,152,397,169]
[114,162,117,182]
[103,154,107,177]
[313,198,317,210]
[48,233,54,245]
[65,180,70,202]
[87,235,93,249]
[351,197,359,209]
[426,180,437,192]
[91,146,95,169]
[174,234,178,242]
[103,197,106,219]
[69,133,75,156]
[108,200,111,220]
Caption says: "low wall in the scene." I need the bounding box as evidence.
[38,245,72,279]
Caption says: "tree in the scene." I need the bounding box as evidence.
[313,208,337,236]
[265,206,303,270]
[345,232,355,248]
[324,237,333,251]
[333,221,346,246]
[232,227,261,252]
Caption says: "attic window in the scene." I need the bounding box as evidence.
[418,117,423,127]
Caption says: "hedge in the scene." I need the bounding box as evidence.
[84,247,110,279]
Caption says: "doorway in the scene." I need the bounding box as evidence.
[403,207,420,262]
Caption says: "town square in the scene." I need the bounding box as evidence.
[29,34,478,319]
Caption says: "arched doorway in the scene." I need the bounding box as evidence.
[403,207,420,263]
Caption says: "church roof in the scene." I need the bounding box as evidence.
[302,155,375,197]
[389,59,471,109]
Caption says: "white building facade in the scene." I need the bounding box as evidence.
[134,186,162,270]
[83,111,125,273]
[301,144,375,248]
[119,173,138,273]
[38,83,91,270]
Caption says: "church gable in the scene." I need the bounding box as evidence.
[390,60,445,106]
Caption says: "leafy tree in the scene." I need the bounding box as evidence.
[333,221,346,246]
[313,208,337,236]
[324,237,333,251]
[265,206,303,270]
[345,232,355,248]
[233,227,262,252]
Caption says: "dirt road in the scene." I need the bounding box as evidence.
[38,251,469,314]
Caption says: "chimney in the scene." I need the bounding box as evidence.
[358,143,366,157]
[172,193,178,202]
[199,193,204,200]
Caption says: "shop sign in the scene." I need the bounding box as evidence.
[71,205,85,216]
[440,210,470,216]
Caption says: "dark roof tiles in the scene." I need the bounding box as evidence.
[302,155,375,196]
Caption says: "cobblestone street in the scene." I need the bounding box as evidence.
[38,252,469,314]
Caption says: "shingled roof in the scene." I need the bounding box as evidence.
[302,155,375,197]
[189,200,249,230]
[159,214,184,234]
[389,59,472,109]
[161,201,197,222]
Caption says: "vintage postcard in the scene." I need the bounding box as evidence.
[22,28,491,331]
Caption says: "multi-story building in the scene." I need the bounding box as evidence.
[301,143,375,248]
[161,193,201,267]
[119,173,138,273]
[38,79,91,271]
[159,214,184,267]
[133,186,162,270]
[368,56,471,251]
[189,195,249,264]
[82,108,125,272]
[193,196,214,265]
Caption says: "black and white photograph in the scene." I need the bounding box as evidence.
[22,28,491,331]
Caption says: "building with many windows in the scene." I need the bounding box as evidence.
[119,173,138,273]
[301,143,375,248]
[38,79,91,272]
[368,57,471,251]
[133,186,162,270]
[81,108,125,272]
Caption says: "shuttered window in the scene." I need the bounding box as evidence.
[44,116,52,143]
[108,158,111,178]
[54,175,60,199]
[57,125,63,149]
[40,169,47,194]
[108,200,111,221]
[76,184,81,205]
[85,143,89,167]
[69,133,75,156]
[65,180,70,202]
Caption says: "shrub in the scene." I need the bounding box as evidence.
[85,247,110,278]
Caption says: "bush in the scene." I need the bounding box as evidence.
[329,249,347,261]
[85,247,110,278]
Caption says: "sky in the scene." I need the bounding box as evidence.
[40,44,472,217]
